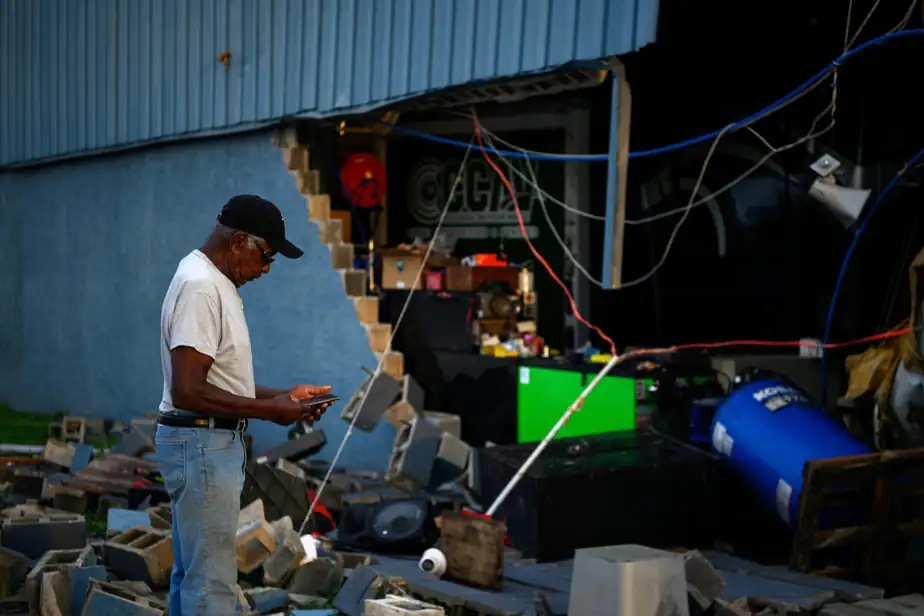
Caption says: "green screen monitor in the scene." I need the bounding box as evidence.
[516,365,636,444]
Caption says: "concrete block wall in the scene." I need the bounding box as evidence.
[0,130,396,469]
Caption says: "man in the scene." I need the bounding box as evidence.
[155,195,332,615]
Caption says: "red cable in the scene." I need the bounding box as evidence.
[618,327,912,360]
[472,109,618,355]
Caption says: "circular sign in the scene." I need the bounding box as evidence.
[340,153,386,208]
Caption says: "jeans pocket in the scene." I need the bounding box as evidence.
[198,429,238,452]
[155,441,186,486]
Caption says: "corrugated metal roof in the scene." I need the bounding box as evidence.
[0,0,659,166]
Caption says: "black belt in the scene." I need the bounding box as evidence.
[157,412,248,433]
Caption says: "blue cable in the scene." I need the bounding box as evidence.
[820,146,924,408]
[380,29,923,162]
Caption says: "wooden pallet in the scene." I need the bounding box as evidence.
[790,447,924,591]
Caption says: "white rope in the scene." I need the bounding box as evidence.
[297,136,476,535]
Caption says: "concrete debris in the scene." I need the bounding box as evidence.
[0,419,903,616]
[364,595,444,616]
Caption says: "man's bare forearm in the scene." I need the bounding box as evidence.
[255,385,289,400]
[174,381,282,422]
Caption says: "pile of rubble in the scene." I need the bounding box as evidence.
[1,408,923,616]
[0,414,461,616]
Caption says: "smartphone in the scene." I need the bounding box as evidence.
[300,393,340,408]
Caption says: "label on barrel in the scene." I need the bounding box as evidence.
[712,422,734,456]
[776,478,793,524]
[751,384,807,412]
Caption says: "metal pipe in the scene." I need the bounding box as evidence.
[485,353,624,517]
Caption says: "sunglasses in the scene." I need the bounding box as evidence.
[258,245,275,267]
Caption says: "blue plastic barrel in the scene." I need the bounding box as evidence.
[710,378,872,528]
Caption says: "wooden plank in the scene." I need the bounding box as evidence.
[791,446,924,589]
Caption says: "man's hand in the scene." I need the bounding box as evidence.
[289,384,332,401]
[269,395,308,426]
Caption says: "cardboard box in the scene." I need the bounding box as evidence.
[380,250,425,290]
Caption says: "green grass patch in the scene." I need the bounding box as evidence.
[0,404,61,446]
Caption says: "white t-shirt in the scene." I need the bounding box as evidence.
[159,250,256,412]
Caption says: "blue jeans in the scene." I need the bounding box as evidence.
[154,424,246,616]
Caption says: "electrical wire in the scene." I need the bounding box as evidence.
[484,323,914,517]
[820,145,924,409]
[481,129,606,286]
[454,100,833,227]
[616,124,733,290]
[460,0,898,296]
[296,137,476,536]
[380,28,924,162]
[471,109,618,354]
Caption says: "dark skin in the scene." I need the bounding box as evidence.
[169,226,333,427]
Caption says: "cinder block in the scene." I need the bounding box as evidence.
[377,352,405,381]
[246,587,289,613]
[683,550,724,612]
[284,146,309,173]
[62,416,87,443]
[43,439,76,468]
[145,504,172,532]
[262,516,305,586]
[11,469,44,498]
[365,323,392,353]
[26,546,96,614]
[253,430,327,466]
[342,270,367,297]
[42,472,71,499]
[365,595,444,616]
[423,412,461,439]
[340,552,375,570]
[0,546,28,598]
[53,487,89,514]
[333,565,410,616]
[299,170,322,195]
[40,569,68,616]
[110,426,154,457]
[104,526,174,588]
[287,556,343,597]
[318,219,343,245]
[568,545,689,616]
[340,370,403,433]
[307,194,330,220]
[331,242,355,270]
[353,296,379,324]
[385,416,443,494]
[275,458,306,480]
[428,432,470,489]
[1,507,86,559]
[236,499,277,574]
[385,401,415,429]
[82,585,167,615]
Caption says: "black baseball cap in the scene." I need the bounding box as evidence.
[217,195,304,259]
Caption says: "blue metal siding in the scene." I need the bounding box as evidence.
[0,0,658,166]
[0,130,395,467]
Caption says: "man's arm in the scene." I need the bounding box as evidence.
[255,386,289,400]
[171,348,290,421]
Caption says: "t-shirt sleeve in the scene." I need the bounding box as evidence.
[168,283,222,359]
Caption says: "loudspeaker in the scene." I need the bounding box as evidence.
[335,497,437,554]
